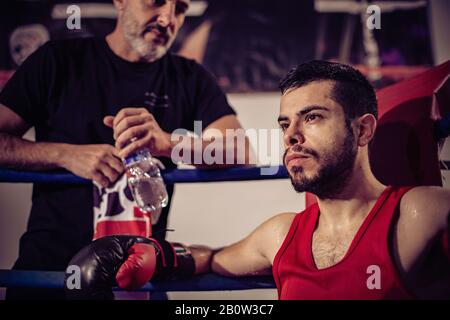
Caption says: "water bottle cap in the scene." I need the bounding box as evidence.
[123,148,152,166]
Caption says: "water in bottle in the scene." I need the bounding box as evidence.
[124,148,168,213]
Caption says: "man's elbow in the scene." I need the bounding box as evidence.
[210,249,236,277]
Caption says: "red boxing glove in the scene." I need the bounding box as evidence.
[65,235,196,299]
[115,238,196,290]
[115,243,158,290]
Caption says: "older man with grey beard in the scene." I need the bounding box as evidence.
[0,0,251,299]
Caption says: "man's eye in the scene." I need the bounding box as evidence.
[305,114,322,123]
[279,123,289,131]
[153,0,166,6]
[175,2,189,15]
[143,0,164,8]
[148,0,188,14]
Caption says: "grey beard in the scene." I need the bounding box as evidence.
[124,32,167,62]
[122,9,169,62]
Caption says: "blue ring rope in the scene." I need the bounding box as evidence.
[0,166,289,184]
[0,270,275,292]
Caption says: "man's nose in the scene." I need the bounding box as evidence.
[157,1,176,28]
[284,124,305,147]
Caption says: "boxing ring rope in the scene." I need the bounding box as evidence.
[0,166,288,184]
[0,270,276,292]
[0,166,286,293]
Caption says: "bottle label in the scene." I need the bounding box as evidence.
[124,149,150,166]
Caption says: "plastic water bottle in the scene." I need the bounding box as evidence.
[123,148,169,214]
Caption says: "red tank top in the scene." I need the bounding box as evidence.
[273,186,416,300]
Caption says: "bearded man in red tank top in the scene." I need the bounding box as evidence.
[66,60,449,300]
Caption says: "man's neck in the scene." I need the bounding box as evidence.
[106,29,147,63]
[315,167,386,231]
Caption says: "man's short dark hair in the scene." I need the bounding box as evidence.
[279,60,378,121]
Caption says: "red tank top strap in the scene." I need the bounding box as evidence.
[272,203,319,298]
[337,186,414,259]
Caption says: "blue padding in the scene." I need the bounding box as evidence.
[0,270,65,290]
[0,270,276,292]
[435,113,450,140]
[0,166,288,185]
[0,169,88,184]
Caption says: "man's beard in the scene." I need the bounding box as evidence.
[285,130,357,199]
[122,8,172,62]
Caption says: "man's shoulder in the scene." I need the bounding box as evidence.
[252,212,296,239]
[400,186,450,212]
[262,212,297,236]
[43,37,101,57]
[268,208,313,227]
[399,186,450,234]
[270,212,297,223]
[251,212,297,262]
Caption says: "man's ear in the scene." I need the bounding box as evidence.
[356,114,377,147]
[112,0,126,11]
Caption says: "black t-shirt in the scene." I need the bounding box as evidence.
[0,37,235,270]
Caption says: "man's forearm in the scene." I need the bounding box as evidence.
[189,245,217,275]
[0,132,68,170]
